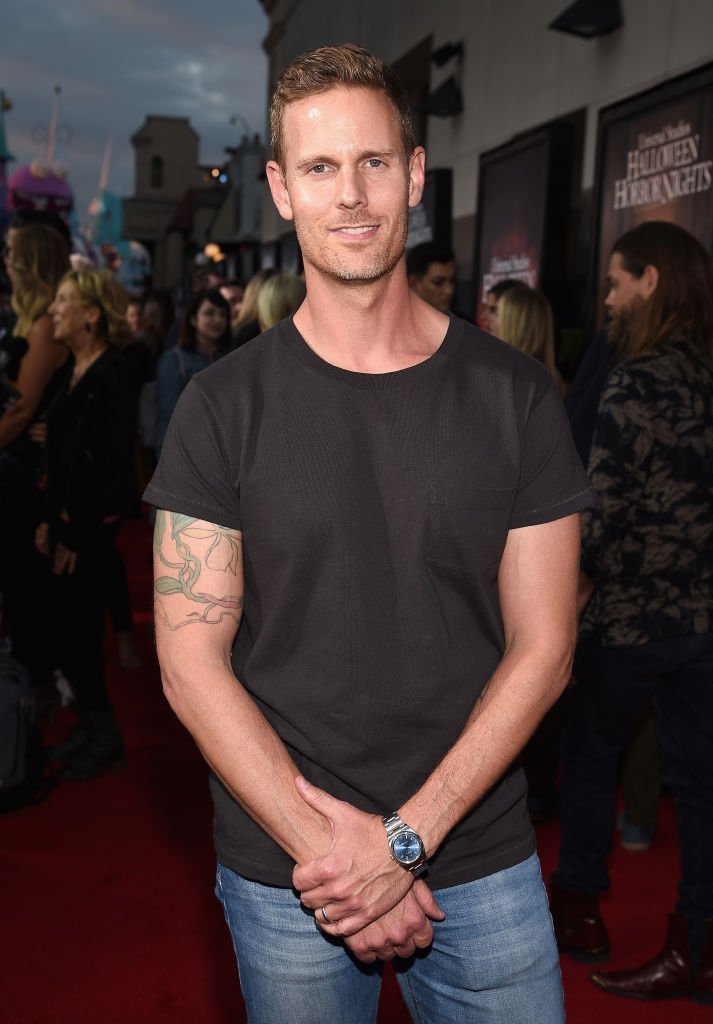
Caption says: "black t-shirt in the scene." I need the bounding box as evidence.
[146,315,591,889]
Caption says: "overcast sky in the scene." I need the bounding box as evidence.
[0,0,268,222]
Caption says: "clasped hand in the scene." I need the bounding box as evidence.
[292,776,444,962]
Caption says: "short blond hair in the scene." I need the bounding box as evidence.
[257,272,306,330]
[270,43,415,169]
[499,286,563,394]
[60,268,130,347]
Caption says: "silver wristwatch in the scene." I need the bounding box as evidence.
[383,811,428,876]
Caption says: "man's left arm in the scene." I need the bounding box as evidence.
[295,512,580,936]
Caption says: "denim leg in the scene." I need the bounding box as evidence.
[215,864,382,1024]
[397,853,564,1024]
[655,635,713,930]
[553,640,657,892]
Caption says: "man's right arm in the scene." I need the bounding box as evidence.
[154,509,442,959]
[153,509,332,862]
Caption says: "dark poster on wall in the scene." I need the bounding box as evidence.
[260,240,280,270]
[406,168,452,249]
[594,64,713,324]
[280,231,303,275]
[473,132,550,327]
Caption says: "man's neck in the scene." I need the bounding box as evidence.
[293,265,449,374]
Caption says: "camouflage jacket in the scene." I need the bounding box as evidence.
[581,337,713,647]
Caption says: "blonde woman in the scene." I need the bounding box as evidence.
[0,223,70,450]
[36,269,135,779]
[498,285,566,399]
[498,284,567,825]
[257,271,306,331]
[230,267,277,348]
[0,224,70,694]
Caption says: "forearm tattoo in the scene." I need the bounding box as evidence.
[153,510,243,630]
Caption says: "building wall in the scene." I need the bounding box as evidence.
[132,116,202,200]
[258,0,713,284]
[123,115,204,288]
[212,137,264,244]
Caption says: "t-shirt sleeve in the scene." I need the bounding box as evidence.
[143,376,240,530]
[510,368,593,529]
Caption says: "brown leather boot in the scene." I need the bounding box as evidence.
[590,913,692,999]
[549,883,609,963]
[692,918,713,1006]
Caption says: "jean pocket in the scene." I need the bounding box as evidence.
[427,487,513,579]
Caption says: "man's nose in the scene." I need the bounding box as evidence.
[336,166,367,208]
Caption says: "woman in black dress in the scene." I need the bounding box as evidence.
[37,268,135,779]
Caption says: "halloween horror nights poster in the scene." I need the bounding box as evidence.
[594,64,713,324]
[474,132,549,328]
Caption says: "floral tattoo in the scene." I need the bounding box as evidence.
[153,511,243,629]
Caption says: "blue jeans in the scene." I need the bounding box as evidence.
[215,852,564,1023]
[553,634,713,926]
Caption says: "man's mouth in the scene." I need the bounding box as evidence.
[331,224,378,236]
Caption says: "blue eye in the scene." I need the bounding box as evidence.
[311,164,326,174]
[368,159,383,168]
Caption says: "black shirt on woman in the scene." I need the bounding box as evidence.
[46,345,135,552]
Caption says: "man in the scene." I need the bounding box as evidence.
[406,242,456,312]
[483,277,527,336]
[550,221,713,1005]
[219,277,244,333]
[146,44,591,1023]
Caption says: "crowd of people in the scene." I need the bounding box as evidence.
[1,46,712,1012]
[0,213,305,780]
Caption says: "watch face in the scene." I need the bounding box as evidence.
[392,830,424,865]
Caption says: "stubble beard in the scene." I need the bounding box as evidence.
[295,205,409,286]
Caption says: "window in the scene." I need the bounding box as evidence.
[149,154,164,189]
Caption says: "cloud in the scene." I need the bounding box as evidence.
[0,0,268,220]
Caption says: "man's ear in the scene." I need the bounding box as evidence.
[641,264,659,298]
[266,161,294,222]
[407,147,426,209]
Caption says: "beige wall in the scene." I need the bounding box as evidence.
[258,0,713,231]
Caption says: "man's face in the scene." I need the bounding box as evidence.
[604,252,651,320]
[266,87,425,285]
[220,284,244,327]
[126,302,142,335]
[411,261,455,312]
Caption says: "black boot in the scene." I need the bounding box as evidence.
[47,719,90,761]
[550,882,610,963]
[591,913,692,999]
[59,710,125,780]
[693,918,713,1006]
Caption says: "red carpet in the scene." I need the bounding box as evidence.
[0,517,708,1022]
